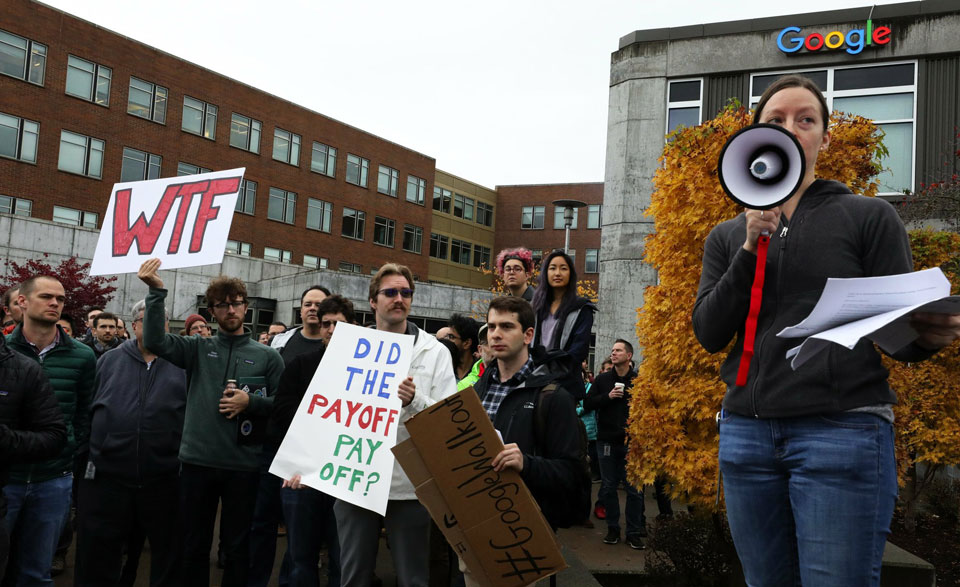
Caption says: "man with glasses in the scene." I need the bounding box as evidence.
[323,263,457,587]
[137,259,284,587]
[495,247,536,301]
[435,313,480,385]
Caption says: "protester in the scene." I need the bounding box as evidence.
[456,323,490,392]
[578,362,601,484]
[584,339,646,549]
[84,311,121,359]
[494,247,535,301]
[248,285,331,587]
[322,263,457,587]
[1,286,21,336]
[3,276,96,585]
[465,296,581,584]
[693,74,960,586]
[137,258,284,587]
[184,314,211,337]
[266,321,287,344]
[74,299,186,586]
[116,317,130,341]
[80,308,103,345]
[257,331,270,345]
[531,249,595,400]
[435,314,480,384]
[55,315,74,338]
[269,294,354,586]
[0,332,67,579]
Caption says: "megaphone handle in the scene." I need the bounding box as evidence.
[736,233,770,387]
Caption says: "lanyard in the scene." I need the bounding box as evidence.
[736,234,770,387]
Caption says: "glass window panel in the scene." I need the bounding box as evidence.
[153,86,167,123]
[182,97,203,134]
[128,78,153,118]
[95,66,111,106]
[834,64,914,91]
[832,93,913,121]
[58,131,87,174]
[53,205,80,225]
[669,80,700,102]
[121,147,146,181]
[0,31,27,79]
[587,205,601,229]
[15,198,31,216]
[88,139,104,178]
[66,56,94,100]
[0,113,17,159]
[874,122,913,194]
[667,107,699,132]
[204,105,217,139]
[752,71,827,97]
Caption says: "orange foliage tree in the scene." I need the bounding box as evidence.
[626,103,897,506]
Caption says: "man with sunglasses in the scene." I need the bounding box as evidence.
[320,263,457,587]
[137,259,284,587]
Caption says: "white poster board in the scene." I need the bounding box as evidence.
[89,169,245,276]
[270,323,412,515]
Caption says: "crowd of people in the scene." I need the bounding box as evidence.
[3,74,960,587]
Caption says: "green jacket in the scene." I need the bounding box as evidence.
[6,324,96,483]
[143,287,283,472]
[457,359,485,392]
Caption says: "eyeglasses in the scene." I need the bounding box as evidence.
[502,266,526,273]
[377,288,414,299]
[212,301,246,311]
[321,319,343,328]
[443,333,461,342]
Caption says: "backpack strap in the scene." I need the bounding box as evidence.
[532,383,558,457]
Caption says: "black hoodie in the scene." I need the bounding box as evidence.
[693,180,935,418]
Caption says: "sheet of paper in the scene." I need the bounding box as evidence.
[778,268,959,369]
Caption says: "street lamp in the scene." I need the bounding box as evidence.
[551,199,587,253]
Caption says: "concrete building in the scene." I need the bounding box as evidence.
[428,170,498,288]
[601,0,960,356]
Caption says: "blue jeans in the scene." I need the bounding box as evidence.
[2,474,73,586]
[281,486,340,587]
[597,441,644,538]
[718,412,897,587]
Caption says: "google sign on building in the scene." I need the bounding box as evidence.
[777,21,892,55]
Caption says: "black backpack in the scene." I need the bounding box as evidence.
[532,383,592,529]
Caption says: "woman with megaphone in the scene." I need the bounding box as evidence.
[692,74,960,587]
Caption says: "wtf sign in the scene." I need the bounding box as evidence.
[89,169,244,275]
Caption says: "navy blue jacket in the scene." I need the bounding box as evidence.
[88,339,186,484]
[533,296,595,400]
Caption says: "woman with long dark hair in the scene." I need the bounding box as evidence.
[531,249,595,400]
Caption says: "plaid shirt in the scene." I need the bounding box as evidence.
[481,357,534,423]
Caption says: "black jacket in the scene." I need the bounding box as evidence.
[473,355,581,528]
[85,337,120,360]
[265,345,326,450]
[0,336,67,518]
[583,367,636,444]
[693,180,935,418]
[88,339,186,484]
[532,296,595,400]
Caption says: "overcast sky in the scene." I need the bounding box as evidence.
[43,0,903,188]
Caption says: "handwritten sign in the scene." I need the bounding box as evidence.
[89,169,245,275]
[271,323,412,515]
[394,389,566,586]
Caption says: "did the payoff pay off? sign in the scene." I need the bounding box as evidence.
[89,169,245,276]
[271,323,412,515]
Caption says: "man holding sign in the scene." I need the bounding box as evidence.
[137,259,284,587]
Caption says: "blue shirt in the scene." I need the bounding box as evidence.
[482,357,534,423]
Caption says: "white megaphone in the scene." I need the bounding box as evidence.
[717,123,806,210]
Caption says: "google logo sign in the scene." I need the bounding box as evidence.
[777,20,892,55]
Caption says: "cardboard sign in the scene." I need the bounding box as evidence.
[90,169,245,275]
[393,389,567,587]
[271,323,412,515]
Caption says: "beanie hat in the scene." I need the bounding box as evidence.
[184,314,207,334]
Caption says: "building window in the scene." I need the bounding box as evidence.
[52,205,97,228]
[476,202,494,227]
[587,204,601,229]
[453,194,475,221]
[120,147,161,182]
[531,249,543,266]
[58,131,104,179]
[450,239,472,265]
[0,112,38,163]
[585,249,599,273]
[429,233,448,260]
[346,154,369,187]
[0,195,32,217]
[406,176,426,205]
[472,245,491,269]
[127,77,167,123]
[341,207,365,240]
[402,224,423,254]
[0,29,45,85]
[751,62,917,195]
[666,79,702,135]
[272,128,300,166]
[339,261,362,274]
[521,205,545,230]
[307,198,332,233]
[177,162,211,176]
[226,239,251,256]
[373,216,396,247]
[311,142,336,177]
[554,207,579,229]
[229,113,261,153]
[236,179,256,215]
[264,247,292,264]
[65,56,111,106]
[268,188,296,224]
[303,254,328,269]
[182,96,217,139]
[432,187,452,213]
[377,165,399,197]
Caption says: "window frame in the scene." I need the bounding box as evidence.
[120,147,162,182]
[229,113,261,154]
[57,130,104,179]
[429,233,449,260]
[476,202,494,227]
[432,187,452,213]
[306,197,333,233]
[587,204,601,229]
[665,78,703,135]
[0,195,32,217]
[0,111,39,163]
[272,127,301,166]
[65,55,111,106]
[177,161,211,176]
[553,206,579,230]
[127,77,167,124]
[341,207,366,241]
[402,224,423,254]
[236,179,257,216]
[406,175,426,205]
[310,141,337,178]
[267,187,297,224]
[585,249,599,273]
[521,205,545,230]
[263,246,292,264]
[373,216,396,247]
[377,165,400,197]
[0,29,46,85]
[226,239,252,256]
[52,205,98,228]
[181,96,217,140]
[346,154,369,187]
